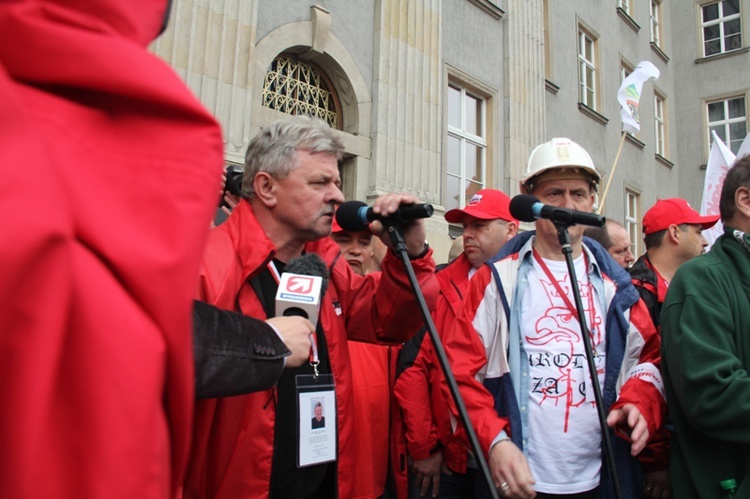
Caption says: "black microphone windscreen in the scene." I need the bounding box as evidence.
[285,253,330,297]
[335,200,369,232]
[509,195,540,223]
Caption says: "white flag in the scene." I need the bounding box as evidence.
[701,131,736,248]
[735,132,750,160]
[617,61,660,135]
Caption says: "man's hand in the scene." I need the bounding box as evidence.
[265,316,314,368]
[412,452,444,498]
[643,470,671,498]
[606,403,650,455]
[221,191,240,216]
[488,440,536,498]
[368,193,428,258]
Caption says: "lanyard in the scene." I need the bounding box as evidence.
[267,261,321,377]
[532,248,600,357]
[248,260,320,378]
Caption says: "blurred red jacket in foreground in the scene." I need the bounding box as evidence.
[0,1,223,497]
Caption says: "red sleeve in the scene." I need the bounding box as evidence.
[394,333,440,460]
[441,266,509,456]
[611,298,666,442]
[334,247,439,344]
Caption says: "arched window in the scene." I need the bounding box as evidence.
[262,55,342,129]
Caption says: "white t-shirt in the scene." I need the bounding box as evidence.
[520,253,606,494]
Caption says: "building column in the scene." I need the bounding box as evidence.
[371,0,442,204]
[505,0,546,195]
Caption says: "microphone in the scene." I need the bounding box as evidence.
[335,200,434,232]
[509,194,605,227]
[275,253,329,326]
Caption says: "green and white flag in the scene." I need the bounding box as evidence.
[617,61,660,134]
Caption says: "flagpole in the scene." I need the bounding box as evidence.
[597,131,627,214]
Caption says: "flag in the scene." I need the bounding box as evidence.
[617,61,660,134]
[701,131,736,248]
[736,132,750,159]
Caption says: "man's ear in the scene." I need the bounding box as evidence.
[506,221,519,241]
[253,172,277,208]
[735,186,750,219]
[667,224,681,244]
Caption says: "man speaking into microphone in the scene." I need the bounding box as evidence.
[186,115,438,499]
[442,138,665,498]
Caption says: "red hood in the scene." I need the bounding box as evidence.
[0,1,201,114]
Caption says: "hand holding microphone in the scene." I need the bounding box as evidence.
[336,193,433,258]
[265,317,314,368]
[273,253,329,368]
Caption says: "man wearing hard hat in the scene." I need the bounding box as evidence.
[442,138,665,498]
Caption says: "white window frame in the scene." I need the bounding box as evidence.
[707,95,747,154]
[654,93,666,157]
[625,190,640,259]
[701,0,742,56]
[618,0,632,16]
[650,0,662,46]
[578,28,597,109]
[446,83,487,213]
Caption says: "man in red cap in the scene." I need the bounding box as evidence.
[394,189,518,498]
[631,198,719,327]
[628,197,719,498]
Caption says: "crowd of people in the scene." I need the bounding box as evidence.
[3,2,749,499]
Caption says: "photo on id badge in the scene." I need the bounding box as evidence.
[297,386,336,467]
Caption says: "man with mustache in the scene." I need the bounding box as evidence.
[442,138,664,499]
[185,115,438,499]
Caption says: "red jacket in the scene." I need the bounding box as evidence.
[393,253,473,496]
[185,200,438,498]
[0,1,224,497]
[349,341,395,498]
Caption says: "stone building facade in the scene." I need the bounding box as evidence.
[152,0,748,262]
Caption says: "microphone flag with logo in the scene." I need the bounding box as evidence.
[275,253,329,326]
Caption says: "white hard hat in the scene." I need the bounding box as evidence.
[520,137,600,194]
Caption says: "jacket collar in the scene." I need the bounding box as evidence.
[437,252,473,308]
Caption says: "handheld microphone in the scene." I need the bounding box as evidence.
[509,194,605,227]
[335,200,434,232]
[275,253,329,326]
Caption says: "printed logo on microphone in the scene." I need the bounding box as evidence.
[285,276,315,294]
[279,275,318,303]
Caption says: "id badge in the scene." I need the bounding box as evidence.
[296,374,336,467]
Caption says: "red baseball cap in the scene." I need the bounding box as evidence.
[642,198,720,235]
[445,189,516,224]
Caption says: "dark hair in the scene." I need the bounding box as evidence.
[720,154,750,221]
[583,225,612,250]
[644,224,691,250]
[583,219,624,250]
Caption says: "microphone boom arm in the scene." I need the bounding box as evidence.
[386,224,500,499]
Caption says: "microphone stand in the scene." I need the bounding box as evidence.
[554,222,622,499]
[386,224,500,499]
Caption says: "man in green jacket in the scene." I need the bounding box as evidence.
[661,153,750,498]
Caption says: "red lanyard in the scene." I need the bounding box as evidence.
[268,261,320,375]
[532,248,600,356]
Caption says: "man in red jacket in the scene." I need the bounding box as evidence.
[394,189,518,498]
[185,115,438,499]
[0,1,224,498]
